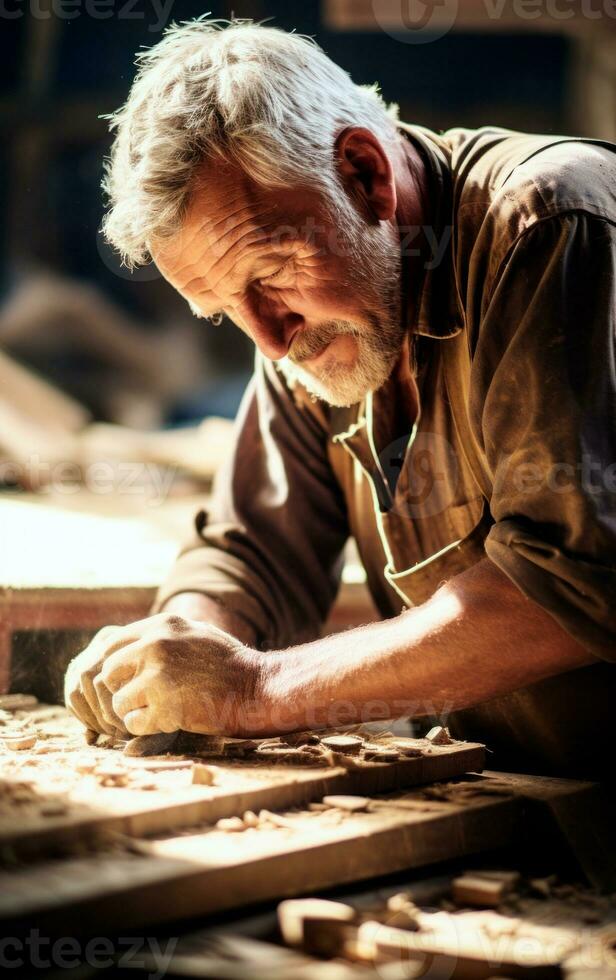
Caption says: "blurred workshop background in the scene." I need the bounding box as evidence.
[0,0,615,698]
[1,0,615,442]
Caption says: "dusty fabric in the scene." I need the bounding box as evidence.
[155,125,616,776]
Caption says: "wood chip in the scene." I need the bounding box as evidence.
[258,809,294,828]
[384,892,421,931]
[221,738,260,756]
[124,758,192,772]
[452,873,511,907]
[0,694,38,711]
[216,816,245,833]
[322,795,370,812]
[2,734,37,751]
[321,735,364,755]
[191,764,215,786]
[465,869,521,889]
[74,757,97,774]
[278,898,356,950]
[364,747,400,762]
[425,726,452,745]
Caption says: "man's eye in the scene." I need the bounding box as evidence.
[261,262,291,286]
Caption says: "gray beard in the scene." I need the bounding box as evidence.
[279,314,403,407]
[278,217,405,406]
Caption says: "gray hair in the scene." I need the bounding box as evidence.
[102,18,400,267]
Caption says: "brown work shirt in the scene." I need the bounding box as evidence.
[156,125,616,777]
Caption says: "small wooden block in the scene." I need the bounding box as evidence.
[452,874,509,907]
[278,898,357,949]
[321,735,364,755]
[425,726,452,745]
[191,764,214,786]
[464,869,521,889]
[322,795,370,812]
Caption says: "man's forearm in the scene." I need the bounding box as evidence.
[252,558,595,735]
[160,592,258,646]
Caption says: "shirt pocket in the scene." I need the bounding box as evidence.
[381,496,492,606]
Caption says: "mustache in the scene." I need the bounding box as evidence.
[289,321,358,363]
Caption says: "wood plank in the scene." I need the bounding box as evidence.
[0,727,485,859]
[0,784,524,935]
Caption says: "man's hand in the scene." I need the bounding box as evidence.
[64,613,261,737]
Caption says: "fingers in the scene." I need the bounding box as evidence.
[79,669,118,736]
[93,674,126,734]
[100,643,143,693]
[111,667,184,735]
[110,674,151,721]
[123,706,158,737]
[65,674,101,732]
[123,702,181,736]
[64,612,194,737]
[64,622,147,734]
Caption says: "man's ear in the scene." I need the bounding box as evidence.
[334,127,397,221]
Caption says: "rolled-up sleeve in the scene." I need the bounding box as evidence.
[474,213,616,657]
[154,352,349,649]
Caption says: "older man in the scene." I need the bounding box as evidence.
[65,20,616,777]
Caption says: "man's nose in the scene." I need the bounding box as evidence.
[239,291,304,360]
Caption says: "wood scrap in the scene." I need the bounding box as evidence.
[382,893,421,931]
[321,736,364,756]
[216,817,246,833]
[322,796,370,813]
[0,694,39,711]
[278,899,357,958]
[452,873,514,907]
[2,733,37,751]
[192,764,215,786]
[425,726,452,745]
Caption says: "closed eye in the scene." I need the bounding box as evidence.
[260,262,291,286]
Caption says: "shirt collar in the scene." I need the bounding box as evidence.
[396,122,464,341]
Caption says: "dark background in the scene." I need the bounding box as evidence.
[1,0,613,424]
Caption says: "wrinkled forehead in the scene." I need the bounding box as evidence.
[154,163,326,279]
